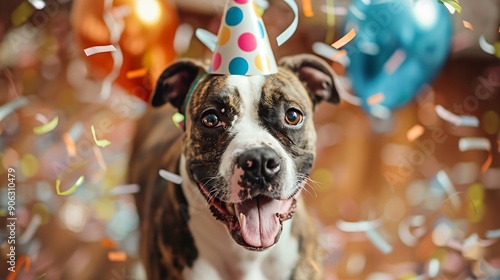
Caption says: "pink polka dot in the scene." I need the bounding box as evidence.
[212,52,222,71]
[238,33,257,52]
[234,0,248,4]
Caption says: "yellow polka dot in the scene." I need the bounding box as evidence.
[218,26,231,46]
[482,111,499,135]
[21,153,38,178]
[254,54,270,72]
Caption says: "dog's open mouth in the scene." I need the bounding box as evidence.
[197,183,298,251]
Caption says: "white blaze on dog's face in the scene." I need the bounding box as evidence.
[151,55,340,251]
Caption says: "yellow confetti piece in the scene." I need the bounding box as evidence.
[494,42,500,59]
[439,0,462,13]
[108,251,127,262]
[463,20,474,30]
[126,68,148,79]
[91,125,111,147]
[407,124,425,142]
[11,1,35,27]
[302,0,314,17]
[35,273,47,280]
[56,175,84,196]
[367,92,385,105]
[325,0,335,43]
[21,153,38,178]
[332,28,356,49]
[172,112,185,129]
[33,116,58,135]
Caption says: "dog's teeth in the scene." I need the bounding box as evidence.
[238,213,246,227]
[226,203,235,215]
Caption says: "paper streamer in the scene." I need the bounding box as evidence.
[195,29,217,52]
[159,169,183,185]
[336,219,381,232]
[108,251,127,262]
[479,35,496,55]
[435,105,479,127]
[19,214,42,244]
[398,215,426,247]
[407,124,425,142]
[91,125,111,147]
[436,170,461,208]
[312,42,350,67]
[33,116,59,135]
[302,0,314,17]
[320,5,347,16]
[108,184,140,196]
[458,137,491,152]
[276,0,299,46]
[367,92,385,105]
[442,2,456,14]
[83,45,117,56]
[56,175,85,196]
[486,229,500,239]
[332,28,356,49]
[366,229,393,254]
[0,97,28,121]
[439,0,462,13]
[126,68,148,79]
[462,20,474,31]
[384,49,406,74]
[325,0,336,43]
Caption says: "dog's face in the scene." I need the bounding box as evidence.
[151,55,339,251]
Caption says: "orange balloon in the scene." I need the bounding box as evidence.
[71,0,179,102]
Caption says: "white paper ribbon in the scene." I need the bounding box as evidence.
[276,0,298,46]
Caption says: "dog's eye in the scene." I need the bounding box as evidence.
[201,110,219,128]
[284,109,303,126]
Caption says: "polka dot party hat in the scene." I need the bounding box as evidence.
[209,0,278,76]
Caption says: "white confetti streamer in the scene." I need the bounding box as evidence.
[83,45,117,56]
[428,258,440,277]
[19,214,42,244]
[458,137,491,152]
[276,0,298,46]
[337,219,381,232]
[0,97,28,121]
[195,28,217,52]
[436,170,461,208]
[479,35,496,55]
[108,184,140,195]
[320,5,348,15]
[398,215,426,247]
[366,229,393,254]
[159,169,183,185]
[384,49,406,74]
[486,229,500,239]
[435,105,479,127]
[312,42,350,67]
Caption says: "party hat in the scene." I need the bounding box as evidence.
[208,0,278,75]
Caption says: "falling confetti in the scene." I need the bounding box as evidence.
[276,0,299,46]
[83,45,117,56]
[458,137,491,152]
[91,125,111,147]
[384,49,407,74]
[336,219,381,232]
[125,68,148,79]
[481,151,493,173]
[407,125,425,142]
[56,175,85,196]
[108,251,127,262]
[33,116,59,135]
[302,0,314,17]
[159,169,183,185]
[479,35,496,55]
[439,0,462,13]
[331,28,356,49]
[436,170,461,208]
[325,0,335,43]
[10,0,35,27]
[435,105,479,127]
[462,20,474,30]
[367,93,385,105]
[7,255,31,280]
[195,29,217,52]
[108,184,140,196]
[35,273,47,280]
[62,133,77,157]
[366,229,393,254]
[172,112,185,129]
[312,42,350,67]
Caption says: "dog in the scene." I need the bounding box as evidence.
[128,54,340,280]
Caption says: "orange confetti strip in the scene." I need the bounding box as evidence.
[108,251,127,262]
[367,92,385,105]
[481,152,493,173]
[407,124,425,142]
[302,0,314,17]
[63,133,76,157]
[332,49,347,60]
[463,20,474,31]
[101,238,117,248]
[331,28,356,49]
[126,68,148,79]
[7,255,30,280]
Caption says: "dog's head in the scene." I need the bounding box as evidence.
[151,54,339,250]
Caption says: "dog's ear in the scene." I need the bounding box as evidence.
[279,54,340,106]
[151,59,207,113]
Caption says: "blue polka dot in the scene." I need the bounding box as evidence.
[225,7,243,26]
[228,57,249,75]
[258,21,265,39]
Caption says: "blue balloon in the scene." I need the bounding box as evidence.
[343,0,452,112]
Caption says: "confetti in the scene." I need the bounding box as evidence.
[276,0,298,46]
[367,92,385,105]
[33,116,59,135]
[11,1,35,27]
[435,105,479,127]
[35,113,48,124]
[407,125,425,142]
[174,23,194,55]
[428,258,440,278]
[56,175,85,196]
[28,0,46,10]
[93,146,107,171]
[7,255,31,280]
[159,169,183,185]
[302,0,314,17]
[195,29,217,52]
[172,112,185,129]
[462,20,474,30]
[312,42,350,67]
[108,251,127,262]
[366,229,393,254]
[348,5,366,20]
[63,133,77,157]
[325,0,335,43]
[439,0,462,13]
[398,215,426,247]
[331,28,356,49]
[19,214,42,244]
[332,49,347,60]
[482,152,493,173]
[320,5,347,16]
[384,49,406,74]
[458,137,491,152]
[91,125,111,147]
[83,45,117,56]
[101,238,118,248]
[336,219,381,232]
[35,273,47,280]
[436,170,461,208]
[486,229,500,239]
[108,184,140,196]
[126,68,148,79]
[479,35,495,55]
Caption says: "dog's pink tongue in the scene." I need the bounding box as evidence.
[236,196,281,248]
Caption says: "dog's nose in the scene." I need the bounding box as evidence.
[238,147,281,182]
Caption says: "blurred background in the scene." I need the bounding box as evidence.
[0,0,499,279]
